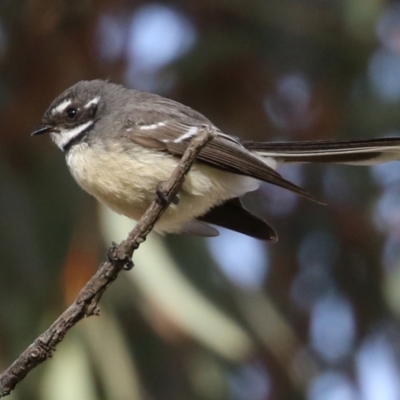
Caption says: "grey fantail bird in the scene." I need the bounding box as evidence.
[31,80,400,241]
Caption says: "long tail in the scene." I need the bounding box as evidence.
[243,137,400,165]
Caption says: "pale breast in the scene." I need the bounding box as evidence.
[65,142,259,233]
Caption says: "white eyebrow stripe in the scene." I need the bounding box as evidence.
[51,99,72,115]
[173,126,199,143]
[84,96,100,108]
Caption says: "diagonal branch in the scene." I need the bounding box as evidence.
[0,126,215,397]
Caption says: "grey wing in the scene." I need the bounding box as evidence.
[126,118,322,203]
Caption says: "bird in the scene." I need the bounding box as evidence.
[31,79,400,241]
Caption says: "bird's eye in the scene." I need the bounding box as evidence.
[66,107,78,119]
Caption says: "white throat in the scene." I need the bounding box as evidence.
[51,120,94,151]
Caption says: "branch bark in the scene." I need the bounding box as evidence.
[0,126,215,397]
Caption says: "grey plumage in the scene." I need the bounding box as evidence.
[243,137,400,165]
[32,80,400,241]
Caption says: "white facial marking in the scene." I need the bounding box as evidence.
[84,96,100,108]
[51,120,94,150]
[174,126,199,143]
[139,121,167,130]
[51,99,72,115]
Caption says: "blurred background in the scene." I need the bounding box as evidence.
[1,0,400,399]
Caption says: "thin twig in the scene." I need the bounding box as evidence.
[0,126,215,397]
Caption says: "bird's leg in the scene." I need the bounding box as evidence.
[156,182,180,205]
[107,242,134,270]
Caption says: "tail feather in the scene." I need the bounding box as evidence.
[243,137,400,166]
[198,198,278,241]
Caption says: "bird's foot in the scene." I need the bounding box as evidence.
[107,242,134,270]
[156,182,179,205]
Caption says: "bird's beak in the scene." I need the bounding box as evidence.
[31,124,52,136]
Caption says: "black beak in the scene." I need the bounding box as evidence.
[31,124,52,136]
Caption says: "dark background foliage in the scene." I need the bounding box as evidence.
[1,1,400,399]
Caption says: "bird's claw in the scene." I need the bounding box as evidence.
[156,183,179,205]
[107,242,134,270]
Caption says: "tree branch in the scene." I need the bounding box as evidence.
[0,126,215,397]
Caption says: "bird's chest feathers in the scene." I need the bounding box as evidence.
[64,142,257,224]
[65,143,176,209]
